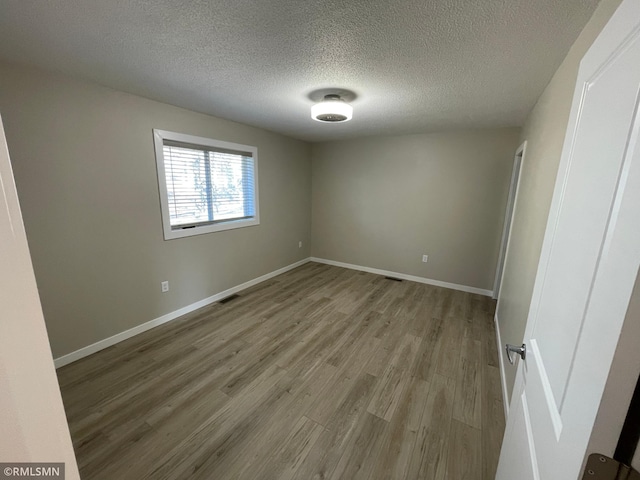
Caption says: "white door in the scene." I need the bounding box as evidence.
[496,0,640,479]
[0,115,80,478]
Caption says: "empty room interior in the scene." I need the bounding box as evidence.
[2,0,640,479]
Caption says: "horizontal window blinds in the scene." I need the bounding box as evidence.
[162,143,256,229]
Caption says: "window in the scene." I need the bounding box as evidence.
[153,129,259,239]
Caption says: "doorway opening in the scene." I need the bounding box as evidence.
[493,141,526,300]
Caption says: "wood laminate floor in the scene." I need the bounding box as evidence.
[57,262,505,480]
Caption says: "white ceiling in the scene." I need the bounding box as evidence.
[0,0,599,142]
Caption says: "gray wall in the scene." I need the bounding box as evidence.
[0,115,79,477]
[0,62,311,359]
[311,129,521,291]
[496,0,624,401]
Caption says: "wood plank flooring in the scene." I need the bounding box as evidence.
[57,262,505,480]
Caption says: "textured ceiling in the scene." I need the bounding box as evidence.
[0,0,599,142]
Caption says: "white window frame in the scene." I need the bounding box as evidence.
[153,129,260,240]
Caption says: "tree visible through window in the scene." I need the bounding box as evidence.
[153,130,259,239]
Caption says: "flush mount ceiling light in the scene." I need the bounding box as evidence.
[311,94,353,123]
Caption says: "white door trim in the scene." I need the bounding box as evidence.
[493,141,526,300]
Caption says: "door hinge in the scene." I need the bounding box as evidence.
[582,454,640,480]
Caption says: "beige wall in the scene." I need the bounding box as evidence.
[0,62,311,359]
[496,0,624,400]
[311,129,521,291]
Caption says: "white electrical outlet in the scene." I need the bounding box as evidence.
[299,241,303,248]
[422,255,428,263]
[161,281,169,293]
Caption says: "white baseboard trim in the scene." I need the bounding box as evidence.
[54,257,311,369]
[310,257,493,297]
[494,312,510,420]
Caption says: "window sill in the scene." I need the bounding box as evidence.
[163,217,260,240]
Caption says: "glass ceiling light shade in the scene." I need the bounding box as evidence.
[311,94,353,122]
